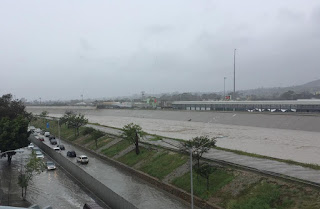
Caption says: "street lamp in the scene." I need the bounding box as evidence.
[57,119,61,152]
[233,49,236,101]
[224,77,227,100]
[189,147,194,209]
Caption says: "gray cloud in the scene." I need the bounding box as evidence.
[1,0,320,101]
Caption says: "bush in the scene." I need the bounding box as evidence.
[83,127,95,135]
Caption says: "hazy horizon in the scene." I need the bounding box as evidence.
[1,1,320,101]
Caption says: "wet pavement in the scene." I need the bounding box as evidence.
[37,134,190,209]
[88,124,320,186]
[0,146,107,209]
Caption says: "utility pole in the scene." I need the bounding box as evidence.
[39,97,41,105]
[190,148,194,209]
[224,77,227,100]
[233,49,236,100]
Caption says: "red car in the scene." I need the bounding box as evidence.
[38,136,44,141]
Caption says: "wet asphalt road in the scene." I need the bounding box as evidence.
[0,146,108,209]
[36,134,190,209]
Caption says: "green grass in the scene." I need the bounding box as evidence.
[88,122,123,130]
[88,136,114,150]
[79,135,95,145]
[215,147,320,170]
[172,167,234,200]
[149,136,163,141]
[31,118,86,141]
[118,147,156,166]
[101,140,132,158]
[139,151,187,180]
[227,182,284,209]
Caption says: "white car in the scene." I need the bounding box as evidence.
[44,132,50,137]
[46,161,56,170]
[28,143,34,149]
[77,155,89,164]
[53,147,60,151]
[35,151,44,159]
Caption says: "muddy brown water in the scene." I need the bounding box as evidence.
[27,106,320,165]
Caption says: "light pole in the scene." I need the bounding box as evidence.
[58,120,61,152]
[233,49,236,100]
[224,77,227,100]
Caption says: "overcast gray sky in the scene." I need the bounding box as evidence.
[1,0,320,101]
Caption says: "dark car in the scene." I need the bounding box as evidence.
[67,150,76,157]
[49,135,55,140]
[50,139,57,145]
[57,144,65,150]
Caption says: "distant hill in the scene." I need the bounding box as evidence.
[238,79,320,98]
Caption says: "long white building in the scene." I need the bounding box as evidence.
[172,100,320,112]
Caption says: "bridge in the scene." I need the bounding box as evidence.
[172,100,320,112]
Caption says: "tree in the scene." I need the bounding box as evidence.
[0,116,30,164]
[194,163,216,191]
[180,136,217,168]
[39,111,48,117]
[280,90,296,100]
[18,151,45,200]
[121,123,144,155]
[0,94,30,165]
[39,111,49,123]
[68,113,88,136]
[59,110,74,128]
[92,130,105,149]
[0,94,30,119]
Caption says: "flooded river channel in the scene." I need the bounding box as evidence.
[27,106,320,165]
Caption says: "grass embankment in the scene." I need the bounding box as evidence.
[215,147,320,170]
[101,140,131,158]
[31,118,85,141]
[31,118,320,209]
[173,168,234,200]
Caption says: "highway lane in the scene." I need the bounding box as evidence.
[36,133,191,209]
[2,144,109,209]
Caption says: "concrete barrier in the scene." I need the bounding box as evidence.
[63,138,222,209]
[31,136,138,209]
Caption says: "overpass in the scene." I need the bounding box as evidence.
[172,100,320,112]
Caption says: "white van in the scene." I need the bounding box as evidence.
[44,132,50,137]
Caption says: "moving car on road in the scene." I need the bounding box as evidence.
[50,139,57,145]
[44,132,50,137]
[32,147,41,152]
[28,143,34,149]
[53,147,60,151]
[49,135,55,140]
[67,150,76,157]
[77,155,89,164]
[46,161,56,170]
[57,144,65,150]
[35,151,44,159]
[38,136,45,141]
